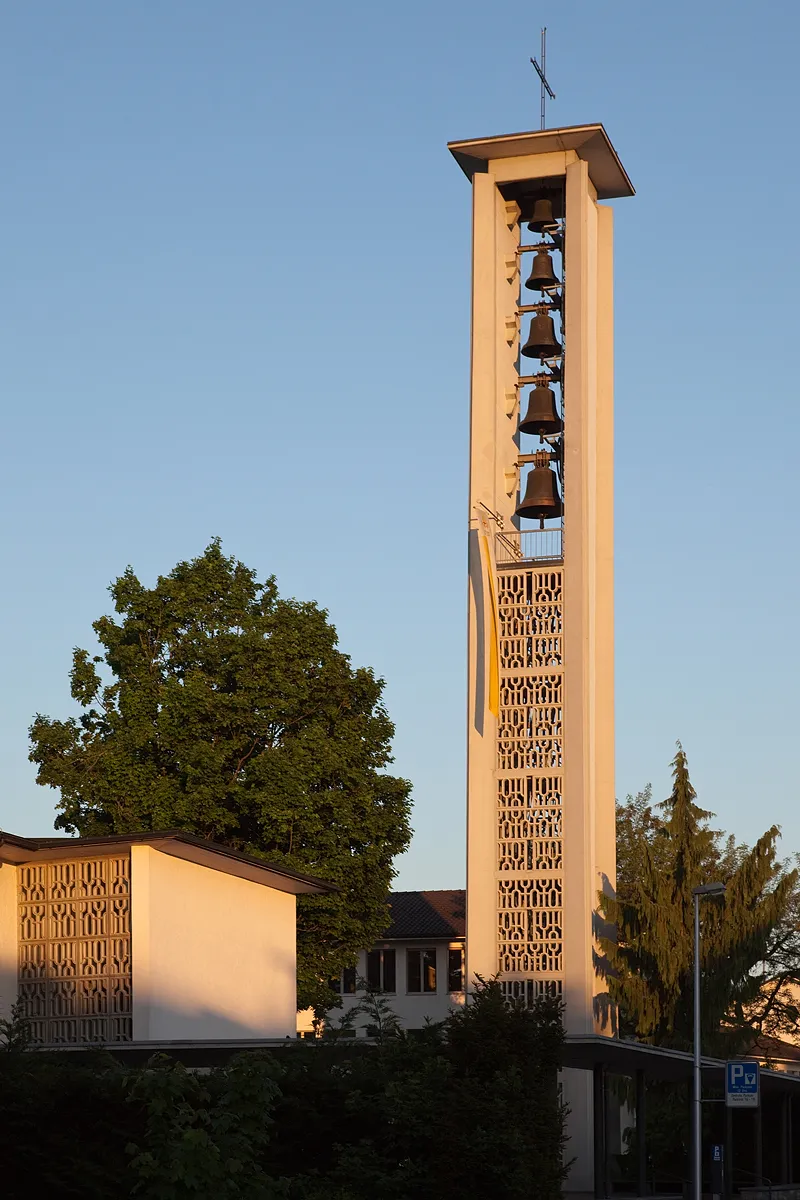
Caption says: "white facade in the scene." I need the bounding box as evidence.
[327,939,465,1036]
[297,890,467,1037]
[0,829,331,1045]
[130,845,297,1040]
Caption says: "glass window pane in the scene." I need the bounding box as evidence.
[343,966,357,994]
[448,947,463,993]
[423,949,437,993]
[366,950,381,991]
[329,976,342,994]
[407,950,421,993]
[383,949,396,993]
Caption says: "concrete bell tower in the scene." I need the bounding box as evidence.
[449,125,634,1192]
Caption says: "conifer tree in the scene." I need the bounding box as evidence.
[599,744,799,1054]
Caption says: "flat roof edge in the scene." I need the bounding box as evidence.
[447,123,635,199]
[0,829,335,895]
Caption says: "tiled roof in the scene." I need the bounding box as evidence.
[752,1035,800,1063]
[385,890,466,941]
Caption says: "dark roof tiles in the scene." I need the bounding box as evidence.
[385,890,465,941]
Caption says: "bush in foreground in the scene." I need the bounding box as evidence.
[0,980,568,1200]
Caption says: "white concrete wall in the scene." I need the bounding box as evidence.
[131,845,296,1041]
[465,171,515,986]
[0,863,18,1021]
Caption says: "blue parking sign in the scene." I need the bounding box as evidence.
[726,1060,759,1108]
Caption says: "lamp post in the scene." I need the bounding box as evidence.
[692,882,726,1200]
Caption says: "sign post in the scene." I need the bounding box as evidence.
[710,1143,724,1200]
[725,1060,760,1109]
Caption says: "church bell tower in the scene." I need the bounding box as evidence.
[449,124,634,1189]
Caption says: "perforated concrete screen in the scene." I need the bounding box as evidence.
[17,855,132,1044]
[496,565,564,992]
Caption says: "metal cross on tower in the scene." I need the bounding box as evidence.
[530,27,556,131]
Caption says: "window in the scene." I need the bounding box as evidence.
[342,965,357,994]
[366,948,396,993]
[448,946,464,993]
[407,948,437,993]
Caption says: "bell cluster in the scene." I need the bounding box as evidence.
[515,194,564,528]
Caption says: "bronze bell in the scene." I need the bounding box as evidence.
[528,197,556,232]
[521,313,562,359]
[524,248,560,292]
[516,453,563,522]
[519,386,562,438]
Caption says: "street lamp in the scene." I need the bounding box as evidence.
[692,882,726,1200]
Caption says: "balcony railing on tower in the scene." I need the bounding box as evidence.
[495,527,563,565]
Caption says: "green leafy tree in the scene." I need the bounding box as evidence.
[271,977,569,1200]
[342,976,403,1043]
[0,1049,132,1199]
[600,744,800,1054]
[615,785,667,908]
[0,990,568,1199]
[0,999,33,1052]
[29,541,412,1010]
[125,1053,287,1199]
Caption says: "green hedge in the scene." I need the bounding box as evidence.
[0,981,568,1199]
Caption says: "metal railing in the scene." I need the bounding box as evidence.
[737,1166,775,1198]
[495,526,563,565]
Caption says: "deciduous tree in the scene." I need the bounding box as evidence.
[29,541,413,1011]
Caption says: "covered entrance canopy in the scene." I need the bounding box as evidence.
[565,1034,800,1198]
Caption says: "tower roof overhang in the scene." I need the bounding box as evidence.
[447,123,634,200]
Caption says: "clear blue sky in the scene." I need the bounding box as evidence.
[2,1,798,888]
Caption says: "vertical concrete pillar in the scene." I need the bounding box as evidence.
[788,1095,794,1184]
[593,1064,606,1199]
[0,863,18,1022]
[636,1069,647,1198]
[724,1103,733,1200]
